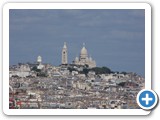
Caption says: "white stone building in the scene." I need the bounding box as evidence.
[10,64,31,77]
[37,56,44,69]
[73,43,96,68]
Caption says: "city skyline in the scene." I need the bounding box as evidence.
[9,9,145,76]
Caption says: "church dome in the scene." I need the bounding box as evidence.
[80,43,88,59]
[81,46,88,55]
[75,56,79,62]
[37,56,42,63]
[89,56,92,61]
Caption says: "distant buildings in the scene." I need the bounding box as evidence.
[9,62,144,109]
[9,64,31,77]
[9,42,144,109]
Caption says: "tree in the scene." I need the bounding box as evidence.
[82,68,89,75]
[91,66,111,74]
[67,67,77,72]
[31,66,41,72]
[121,71,127,75]
[37,72,48,77]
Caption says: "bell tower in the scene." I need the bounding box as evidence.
[62,42,68,65]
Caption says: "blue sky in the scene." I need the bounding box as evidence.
[9,9,145,76]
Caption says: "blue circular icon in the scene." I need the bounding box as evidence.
[137,89,158,110]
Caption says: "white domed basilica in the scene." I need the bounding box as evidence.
[61,42,96,68]
[73,43,96,68]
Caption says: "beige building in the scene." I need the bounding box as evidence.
[73,43,96,68]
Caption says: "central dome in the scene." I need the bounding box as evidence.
[81,46,88,55]
[80,43,88,59]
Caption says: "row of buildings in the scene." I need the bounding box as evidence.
[9,62,144,109]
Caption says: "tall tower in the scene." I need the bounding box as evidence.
[62,42,68,65]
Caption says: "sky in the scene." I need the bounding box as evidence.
[9,9,145,76]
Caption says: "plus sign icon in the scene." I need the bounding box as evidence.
[137,89,158,110]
